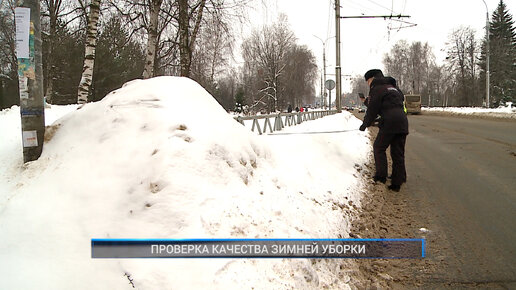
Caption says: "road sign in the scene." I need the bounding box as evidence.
[325,79,335,90]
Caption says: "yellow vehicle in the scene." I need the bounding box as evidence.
[404,94,421,114]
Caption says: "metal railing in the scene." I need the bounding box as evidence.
[234,110,338,135]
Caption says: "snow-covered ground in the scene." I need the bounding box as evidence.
[423,104,515,119]
[0,77,370,289]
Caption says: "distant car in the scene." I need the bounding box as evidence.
[358,106,366,113]
[347,106,354,111]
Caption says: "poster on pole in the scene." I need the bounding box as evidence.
[15,7,31,59]
[22,130,38,147]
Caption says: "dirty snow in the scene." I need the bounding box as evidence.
[0,76,370,289]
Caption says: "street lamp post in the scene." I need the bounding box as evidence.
[314,35,335,110]
[482,0,490,108]
[335,0,342,112]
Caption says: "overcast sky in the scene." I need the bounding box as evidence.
[242,0,516,94]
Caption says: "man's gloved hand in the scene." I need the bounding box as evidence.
[359,124,366,131]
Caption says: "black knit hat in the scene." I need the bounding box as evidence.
[364,69,384,81]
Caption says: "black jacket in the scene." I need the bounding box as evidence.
[361,77,408,134]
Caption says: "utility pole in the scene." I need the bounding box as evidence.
[486,14,490,108]
[335,0,341,112]
[15,0,45,162]
[481,0,490,108]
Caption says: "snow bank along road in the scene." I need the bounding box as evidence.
[355,112,516,288]
[0,77,371,289]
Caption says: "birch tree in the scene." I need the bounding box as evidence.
[110,0,247,78]
[111,0,173,78]
[142,0,163,78]
[77,0,101,103]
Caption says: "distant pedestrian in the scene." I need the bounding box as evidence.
[300,107,304,112]
[295,106,300,112]
[359,69,408,192]
[287,104,293,113]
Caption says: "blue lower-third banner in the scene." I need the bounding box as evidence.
[91,239,425,259]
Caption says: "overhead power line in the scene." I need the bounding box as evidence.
[365,0,393,12]
[340,14,410,19]
[345,0,384,14]
[326,0,333,41]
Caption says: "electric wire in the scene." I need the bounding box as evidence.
[365,0,393,13]
[326,0,333,41]
[397,0,408,31]
[345,0,384,14]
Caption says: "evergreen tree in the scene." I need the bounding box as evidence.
[0,5,18,109]
[480,0,516,107]
[42,22,85,104]
[91,17,145,101]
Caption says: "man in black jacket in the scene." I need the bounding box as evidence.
[359,69,408,191]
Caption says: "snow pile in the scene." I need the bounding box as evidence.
[0,104,78,188]
[423,105,516,119]
[0,77,369,289]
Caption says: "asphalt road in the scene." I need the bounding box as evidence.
[355,112,516,287]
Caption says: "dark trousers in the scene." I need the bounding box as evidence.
[373,132,407,186]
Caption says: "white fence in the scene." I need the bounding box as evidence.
[234,110,338,135]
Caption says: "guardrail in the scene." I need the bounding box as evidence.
[234,110,339,135]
